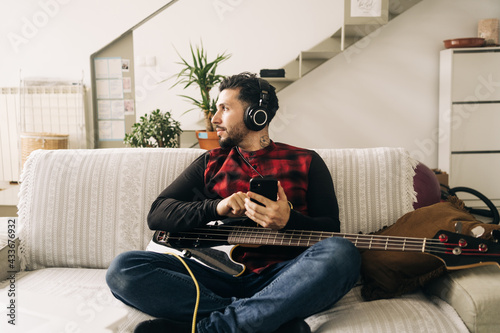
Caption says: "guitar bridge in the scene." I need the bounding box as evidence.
[156,231,168,243]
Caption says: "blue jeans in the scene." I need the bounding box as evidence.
[106,237,360,333]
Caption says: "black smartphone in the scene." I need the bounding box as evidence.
[249,177,278,206]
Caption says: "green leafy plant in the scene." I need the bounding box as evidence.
[172,42,231,132]
[124,109,182,148]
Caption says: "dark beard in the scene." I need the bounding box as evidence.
[219,136,239,149]
[218,123,250,149]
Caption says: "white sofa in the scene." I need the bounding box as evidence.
[1,147,498,332]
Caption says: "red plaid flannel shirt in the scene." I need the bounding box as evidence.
[204,142,315,273]
[205,141,313,216]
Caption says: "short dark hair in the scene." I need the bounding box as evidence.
[219,72,279,122]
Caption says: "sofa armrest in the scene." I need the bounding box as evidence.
[425,265,500,333]
[0,238,20,282]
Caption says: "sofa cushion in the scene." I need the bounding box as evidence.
[18,148,205,270]
[18,147,417,270]
[0,268,152,332]
[0,268,468,333]
[413,162,441,209]
[426,265,500,333]
[360,197,500,301]
[306,286,468,332]
[315,147,417,234]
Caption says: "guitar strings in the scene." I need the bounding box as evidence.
[164,226,497,256]
[174,227,442,247]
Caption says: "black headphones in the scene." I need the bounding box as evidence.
[244,79,270,131]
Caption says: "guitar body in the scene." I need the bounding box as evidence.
[147,230,246,276]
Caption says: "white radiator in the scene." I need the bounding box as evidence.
[0,84,86,182]
[0,88,21,182]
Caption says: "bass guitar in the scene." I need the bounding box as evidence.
[146,222,500,277]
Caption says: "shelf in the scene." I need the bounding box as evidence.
[299,51,339,60]
[259,0,410,91]
[451,151,500,154]
[449,46,500,54]
[343,24,385,39]
[452,100,500,104]
[439,48,500,201]
[264,77,297,83]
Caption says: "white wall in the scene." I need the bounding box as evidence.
[132,0,343,131]
[0,0,172,86]
[0,0,172,149]
[272,0,500,168]
[1,0,498,168]
[133,0,499,168]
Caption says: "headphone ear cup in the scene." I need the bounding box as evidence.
[244,105,268,131]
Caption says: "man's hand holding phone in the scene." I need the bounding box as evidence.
[245,178,291,230]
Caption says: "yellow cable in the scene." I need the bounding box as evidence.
[166,253,200,333]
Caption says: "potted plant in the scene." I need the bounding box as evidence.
[172,42,231,149]
[124,109,182,148]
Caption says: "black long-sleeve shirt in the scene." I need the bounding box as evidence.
[147,142,340,273]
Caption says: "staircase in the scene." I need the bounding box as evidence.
[265,0,422,91]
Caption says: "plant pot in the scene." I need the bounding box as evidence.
[196,130,220,150]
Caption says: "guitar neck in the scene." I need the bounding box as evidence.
[158,225,500,270]
[227,226,428,253]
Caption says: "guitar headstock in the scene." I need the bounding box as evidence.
[430,230,500,270]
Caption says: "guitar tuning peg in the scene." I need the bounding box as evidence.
[455,221,463,234]
[470,225,485,238]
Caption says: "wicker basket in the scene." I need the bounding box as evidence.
[21,132,69,165]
